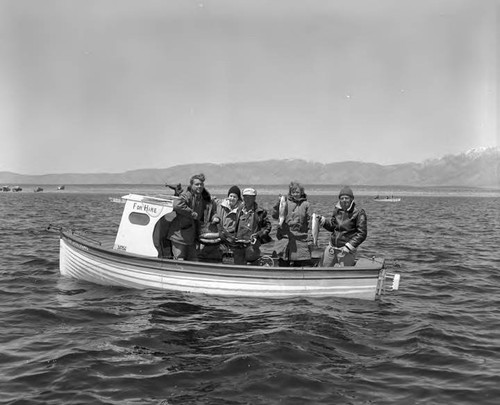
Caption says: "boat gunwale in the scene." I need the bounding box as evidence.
[60,230,384,280]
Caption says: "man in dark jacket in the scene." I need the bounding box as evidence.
[233,188,272,265]
[167,173,214,261]
[319,185,367,267]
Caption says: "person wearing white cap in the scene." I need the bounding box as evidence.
[318,185,367,267]
[232,187,272,265]
[242,187,256,196]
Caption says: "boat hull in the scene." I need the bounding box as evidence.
[59,231,397,300]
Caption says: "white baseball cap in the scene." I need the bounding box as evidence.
[242,188,257,196]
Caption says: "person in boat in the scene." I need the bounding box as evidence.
[318,185,367,267]
[212,185,243,245]
[167,173,215,261]
[232,187,272,265]
[197,185,243,263]
[197,197,223,263]
[271,181,312,267]
[153,183,184,258]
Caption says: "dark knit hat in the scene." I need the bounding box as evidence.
[339,185,354,199]
[227,185,241,200]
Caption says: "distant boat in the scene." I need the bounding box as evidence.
[2,186,11,192]
[12,186,22,192]
[34,187,44,192]
[374,195,401,202]
[57,185,65,190]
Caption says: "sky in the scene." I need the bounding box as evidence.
[0,0,498,174]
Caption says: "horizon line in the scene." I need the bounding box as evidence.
[1,146,498,176]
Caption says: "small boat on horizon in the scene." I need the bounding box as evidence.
[34,187,43,192]
[12,186,22,192]
[57,185,65,190]
[54,193,400,301]
[374,195,401,202]
[2,186,11,192]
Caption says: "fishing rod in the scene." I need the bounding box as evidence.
[46,224,102,245]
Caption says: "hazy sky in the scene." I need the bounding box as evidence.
[1,0,498,174]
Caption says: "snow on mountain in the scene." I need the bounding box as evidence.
[463,146,499,159]
[1,148,499,188]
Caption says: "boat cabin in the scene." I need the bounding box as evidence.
[113,194,176,257]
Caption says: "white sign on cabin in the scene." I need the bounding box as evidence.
[114,194,175,257]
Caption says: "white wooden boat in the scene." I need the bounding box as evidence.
[58,193,400,300]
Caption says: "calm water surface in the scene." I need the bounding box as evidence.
[1,185,499,404]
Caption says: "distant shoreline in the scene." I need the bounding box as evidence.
[1,184,499,198]
[1,149,499,188]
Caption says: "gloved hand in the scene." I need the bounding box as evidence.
[319,215,326,226]
[219,230,235,245]
[340,246,350,254]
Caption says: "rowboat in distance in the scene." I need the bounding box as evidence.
[2,185,23,192]
[374,195,401,202]
[56,193,400,301]
[34,187,44,192]
[57,185,65,190]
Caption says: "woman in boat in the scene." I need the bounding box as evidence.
[318,185,367,267]
[271,181,312,267]
[212,185,243,245]
[198,185,243,263]
[232,188,272,265]
[167,173,215,261]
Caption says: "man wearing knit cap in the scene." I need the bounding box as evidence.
[318,185,367,267]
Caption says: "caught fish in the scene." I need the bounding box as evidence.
[199,237,221,245]
[278,195,287,227]
[311,213,320,246]
[199,232,222,245]
[200,232,220,240]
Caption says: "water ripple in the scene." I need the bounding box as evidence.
[1,191,499,404]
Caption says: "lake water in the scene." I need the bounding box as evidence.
[1,185,499,404]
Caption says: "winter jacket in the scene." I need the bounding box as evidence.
[168,188,214,245]
[214,198,243,242]
[234,203,272,245]
[323,201,367,251]
[271,194,311,261]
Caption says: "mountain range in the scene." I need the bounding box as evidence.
[1,147,499,188]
